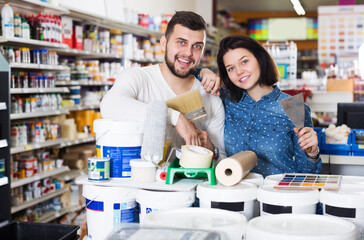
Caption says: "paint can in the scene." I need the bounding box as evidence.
[197,181,257,220]
[83,184,137,240]
[143,208,248,240]
[130,159,157,183]
[257,185,319,215]
[88,157,110,182]
[240,172,264,186]
[136,189,195,223]
[320,184,364,238]
[245,214,358,240]
[93,119,143,178]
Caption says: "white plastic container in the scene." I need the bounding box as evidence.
[130,159,157,183]
[197,182,257,220]
[263,173,285,185]
[94,119,143,178]
[246,214,358,240]
[143,208,248,240]
[1,2,14,37]
[240,172,264,186]
[136,189,195,223]
[83,184,137,240]
[257,185,319,215]
[320,185,364,238]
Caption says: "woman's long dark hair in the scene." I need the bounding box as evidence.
[217,35,279,102]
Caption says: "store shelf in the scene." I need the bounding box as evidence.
[54,169,87,181]
[0,177,9,187]
[10,138,68,154]
[10,87,70,94]
[59,136,95,148]
[4,0,70,15]
[10,63,70,71]
[66,104,100,111]
[10,109,69,120]
[0,139,8,149]
[52,48,123,59]
[55,80,113,86]
[0,102,6,110]
[354,90,364,94]
[129,58,161,64]
[11,188,69,214]
[0,36,69,49]
[11,166,70,189]
[37,208,69,223]
[321,154,364,165]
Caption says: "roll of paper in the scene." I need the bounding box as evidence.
[215,151,257,186]
[179,145,213,168]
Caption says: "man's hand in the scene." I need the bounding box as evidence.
[294,127,318,153]
[196,129,214,152]
[200,68,221,96]
[175,114,201,146]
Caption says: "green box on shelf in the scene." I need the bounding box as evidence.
[165,158,216,185]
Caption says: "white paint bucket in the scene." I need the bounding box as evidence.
[83,184,137,240]
[257,185,319,215]
[143,207,248,240]
[263,173,284,185]
[320,184,364,238]
[94,119,143,178]
[246,214,358,240]
[240,172,264,186]
[136,189,195,223]
[197,181,257,220]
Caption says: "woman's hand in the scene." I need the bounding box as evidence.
[294,127,318,154]
[200,68,221,96]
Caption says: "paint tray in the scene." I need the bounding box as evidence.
[165,158,216,185]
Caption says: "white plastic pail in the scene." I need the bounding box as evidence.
[257,185,319,215]
[246,214,358,240]
[143,208,248,240]
[240,172,264,186]
[83,184,137,240]
[94,119,143,178]
[136,189,195,223]
[320,184,364,238]
[197,181,257,220]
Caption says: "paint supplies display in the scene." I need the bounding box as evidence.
[215,151,257,186]
[245,214,358,240]
[88,157,110,182]
[136,189,195,223]
[130,159,157,183]
[197,181,257,220]
[179,145,214,168]
[320,185,364,238]
[274,173,342,189]
[83,184,137,240]
[257,185,319,215]
[143,208,248,240]
[94,119,143,178]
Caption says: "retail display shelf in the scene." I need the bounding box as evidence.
[10,63,70,71]
[11,188,69,214]
[10,138,68,154]
[321,154,364,165]
[11,166,70,189]
[10,109,69,120]
[59,136,95,148]
[129,58,161,64]
[0,102,6,110]
[55,80,113,86]
[10,87,70,94]
[0,139,8,149]
[6,0,70,15]
[37,208,69,223]
[0,177,9,187]
[52,48,123,59]
[0,36,69,49]
[66,104,100,111]
[55,169,87,182]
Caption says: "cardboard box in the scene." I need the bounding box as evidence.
[62,16,73,48]
[73,25,83,50]
[326,79,354,92]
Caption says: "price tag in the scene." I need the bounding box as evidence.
[24,145,32,150]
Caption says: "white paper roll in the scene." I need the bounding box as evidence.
[215,151,257,186]
[179,145,213,168]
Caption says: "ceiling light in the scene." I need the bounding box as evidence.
[290,0,306,15]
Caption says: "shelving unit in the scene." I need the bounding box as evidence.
[10,87,70,94]
[11,188,69,214]
[10,63,70,71]
[10,138,67,154]
[55,80,113,86]
[54,169,87,181]
[0,36,69,49]
[37,208,69,223]
[10,109,69,120]
[59,136,95,148]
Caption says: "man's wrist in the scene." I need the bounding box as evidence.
[305,147,320,160]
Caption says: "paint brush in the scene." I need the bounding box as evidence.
[165,89,206,121]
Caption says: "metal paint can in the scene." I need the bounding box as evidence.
[88,157,110,182]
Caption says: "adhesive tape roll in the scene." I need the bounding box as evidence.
[215,151,257,186]
[179,145,213,168]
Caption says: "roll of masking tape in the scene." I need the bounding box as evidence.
[215,151,257,186]
[179,145,213,168]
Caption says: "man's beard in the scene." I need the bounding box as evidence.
[165,49,196,78]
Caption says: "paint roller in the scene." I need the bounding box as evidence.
[141,101,167,165]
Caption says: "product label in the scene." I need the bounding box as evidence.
[86,199,104,212]
[97,145,141,178]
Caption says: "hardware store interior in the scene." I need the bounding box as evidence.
[1,0,364,239]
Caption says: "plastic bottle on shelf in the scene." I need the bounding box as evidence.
[34,14,44,40]
[1,1,14,37]
[21,17,30,39]
[14,13,22,37]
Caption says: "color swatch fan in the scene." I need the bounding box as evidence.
[274,174,342,189]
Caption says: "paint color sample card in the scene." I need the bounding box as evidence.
[274,174,342,190]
